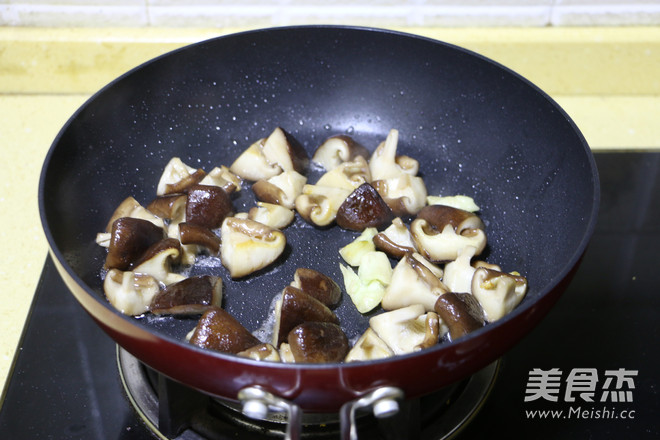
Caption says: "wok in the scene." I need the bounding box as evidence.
[39,26,599,418]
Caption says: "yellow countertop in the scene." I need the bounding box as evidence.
[1,26,659,395]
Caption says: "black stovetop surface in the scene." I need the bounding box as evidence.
[1,152,658,439]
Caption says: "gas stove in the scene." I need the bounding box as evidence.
[1,152,658,439]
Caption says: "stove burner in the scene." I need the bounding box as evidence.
[117,346,498,440]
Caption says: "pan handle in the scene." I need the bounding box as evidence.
[339,386,404,440]
[238,386,303,440]
[238,385,404,440]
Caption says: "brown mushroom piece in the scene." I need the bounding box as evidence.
[335,183,393,231]
[311,134,370,171]
[434,292,485,341]
[104,196,166,233]
[272,286,339,347]
[189,306,261,354]
[294,184,351,227]
[157,157,206,195]
[220,217,286,278]
[131,238,185,285]
[290,268,342,308]
[371,174,427,217]
[261,127,309,175]
[252,170,307,209]
[471,267,528,322]
[230,127,309,181]
[178,222,222,255]
[105,217,166,271]
[199,165,242,194]
[288,322,349,363]
[185,184,234,230]
[146,194,187,221]
[373,217,417,258]
[410,204,487,263]
[150,275,223,315]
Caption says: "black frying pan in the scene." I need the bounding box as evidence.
[39,26,599,415]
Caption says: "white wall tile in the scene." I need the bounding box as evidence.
[1,1,659,27]
[552,3,660,25]
[1,4,148,26]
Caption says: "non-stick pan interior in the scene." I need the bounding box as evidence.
[40,26,598,355]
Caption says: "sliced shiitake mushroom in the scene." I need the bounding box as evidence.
[295,184,351,227]
[373,217,417,259]
[157,157,206,195]
[315,155,371,191]
[311,134,369,171]
[247,202,295,230]
[261,127,309,175]
[237,343,281,362]
[381,253,448,312]
[105,217,166,271]
[103,269,161,316]
[290,268,342,308]
[345,328,394,362]
[220,217,286,278]
[199,165,242,194]
[335,183,393,231]
[371,174,427,217]
[104,196,166,233]
[471,268,528,322]
[288,322,349,363]
[186,184,234,230]
[178,222,221,255]
[369,305,442,355]
[146,194,187,222]
[150,275,223,315]
[272,286,339,347]
[410,204,487,263]
[434,292,485,341]
[252,170,307,209]
[131,238,185,285]
[189,306,261,354]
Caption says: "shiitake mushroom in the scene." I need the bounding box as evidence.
[335,183,393,231]
[434,292,485,341]
[189,306,260,354]
[288,322,349,363]
[151,275,223,315]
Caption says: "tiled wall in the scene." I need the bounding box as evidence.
[1,0,660,27]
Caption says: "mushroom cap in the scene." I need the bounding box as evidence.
[288,322,349,363]
[105,217,166,271]
[189,306,261,354]
[150,275,223,315]
[185,184,234,230]
[335,183,394,231]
